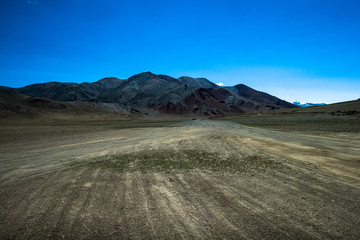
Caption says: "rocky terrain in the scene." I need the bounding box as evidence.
[1,117,359,239]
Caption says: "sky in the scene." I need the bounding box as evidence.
[0,0,359,103]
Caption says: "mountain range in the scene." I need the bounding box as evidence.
[292,101,327,107]
[1,72,297,118]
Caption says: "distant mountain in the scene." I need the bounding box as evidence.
[0,86,120,120]
[8,72,298,116]
[17,77,125,102]
[276,99,360,116]
[293,101,326,107]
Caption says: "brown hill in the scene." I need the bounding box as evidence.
[98,72,297,115]
[0,86,124,121]
[17,77,125,102]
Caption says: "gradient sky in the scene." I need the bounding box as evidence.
[1,0,359,103]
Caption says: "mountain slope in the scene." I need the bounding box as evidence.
[0,86,123,120]
[17,77,125,102]
[225,84,296,109]
[178,76,219,88]
[100,72,187,106]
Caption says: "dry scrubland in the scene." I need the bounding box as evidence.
[1,110,360,239]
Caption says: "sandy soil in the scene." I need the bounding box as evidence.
[1,119,359,239]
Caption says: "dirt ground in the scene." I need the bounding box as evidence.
[0,118,359,239]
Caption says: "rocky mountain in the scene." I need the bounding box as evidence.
[0,86,122,120]
[17,77,125,102]
[224,84,295,109]
[9,72,297,116]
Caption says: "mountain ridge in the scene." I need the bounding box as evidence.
[6,72,298,116]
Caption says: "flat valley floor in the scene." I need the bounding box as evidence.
[1,117,359,239]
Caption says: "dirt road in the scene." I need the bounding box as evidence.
[1,120,359,239]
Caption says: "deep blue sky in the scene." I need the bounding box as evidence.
[1,0,359,103]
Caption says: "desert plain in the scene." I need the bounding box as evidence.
[1,106,360,239]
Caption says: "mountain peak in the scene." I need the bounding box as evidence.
[126,71,159,82]
[131,71,156,77]
[97,77,122,82]
[178,76,219,88]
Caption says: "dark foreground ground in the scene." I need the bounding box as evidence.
[0,114,359,239]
